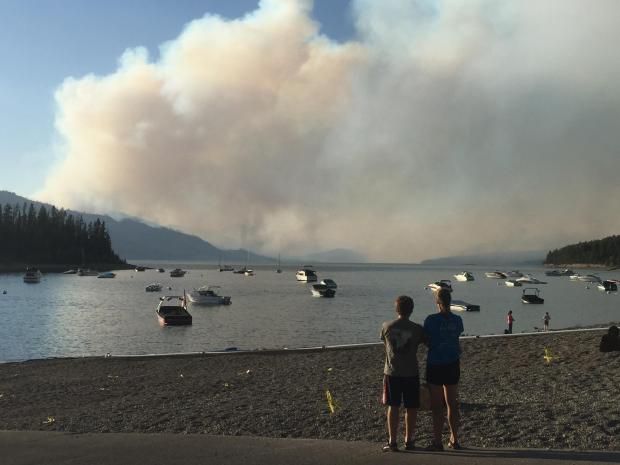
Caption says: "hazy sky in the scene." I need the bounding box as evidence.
[3,0,620,262]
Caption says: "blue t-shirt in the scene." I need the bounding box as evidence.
[424,312,464,365]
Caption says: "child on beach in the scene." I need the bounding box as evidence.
[600,326,620,352]
[380,295,426,452]
[543,312,551,332]
[506,311,515,334]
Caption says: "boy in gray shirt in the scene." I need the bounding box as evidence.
[380,295,426,451]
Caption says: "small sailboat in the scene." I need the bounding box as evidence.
[276,254,282,273]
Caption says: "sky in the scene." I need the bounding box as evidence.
[2,0,620,262]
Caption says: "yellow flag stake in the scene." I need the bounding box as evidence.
[543,347,554,364]
[325,390,338,414]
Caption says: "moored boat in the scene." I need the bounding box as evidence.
[427,280,453,292]
[505,279,522,287]
[77,268,99,276]
[545,269,574,277]
[146,283,163,292]
[169,268,187,278]
[97,271,116,278]
[320,279,337,289]
[578,274,602,283]
[450,300,480,312]
[597,280,618,292]
[135,266,146,272]
[521,288,544,304]
[296,268,318,282]
[23,267,42,283]
[516,274,547,284]
[156,295,192,326]
[187,286,232,305]
[454,271,474,282]
[311,283,336,298]
[485,271,507,279]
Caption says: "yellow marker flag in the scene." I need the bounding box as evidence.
[326,390,338,414]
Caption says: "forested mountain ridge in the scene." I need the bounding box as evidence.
[0,202,124,266]
[545,235,620,266]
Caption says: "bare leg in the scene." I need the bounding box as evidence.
[386,406,400,444]
[443,384,460,444]
[429,384,445,444]
[404,408,417,443]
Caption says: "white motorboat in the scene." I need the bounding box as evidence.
[244,269,255,276]
[516,274,547,284]
[296,268,318,282]
[427,280,453,292]
[454,271,474,282]
[578,274,602,283]
[23,268,42,283]
[450,300,480,312]
[485,271,507,279]
[320,279,337,289]
[97,272,116,278]
[569,274,581,281]
[505,279,522,287]
[311,283,336,298]
[187,286,231,305]
[597,280,618,292]
[146,283,163,292]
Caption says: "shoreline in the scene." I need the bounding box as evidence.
[1,330,618,450]
[0,262,135,273]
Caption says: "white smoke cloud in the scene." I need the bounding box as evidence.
[38,0,620,261]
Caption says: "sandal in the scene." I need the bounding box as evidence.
[448,441,462,450]
[424,442,444,451]
[404,441,415,451]
[382,442,398,452]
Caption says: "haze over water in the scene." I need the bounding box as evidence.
[0,263,617,362]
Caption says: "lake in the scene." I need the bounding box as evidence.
[0,263,617,362]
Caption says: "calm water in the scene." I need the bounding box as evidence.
[0,263,618,362]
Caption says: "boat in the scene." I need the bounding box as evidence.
[505,279,522,287]
[276,254,282,274]
[427,280,453,292]
[219,265,234,272]
[63,269,77,274]
[597,280,618,292]
[521,288,544,304]
[296,268,318,282]
[97,272,116,278]
[23,267,42,283]
[311,283,336,298]
[157,268,165,273]
[156,295,192,326]
[516,274,547,284]
[320,279,337,289]
[578,274,602,283]
[135,266,146,272]
[545,269,574,277]
[169,268,186,278]
[187,286,232,305]
[504,270,524,278]
[485,271,507,279]
[244,269,255,276]
[233,267,248,274]
[146,283,163,292]
[77,268,99,276]
[569,274,581,281]
[450,300,480,312]
[453,271,474,282]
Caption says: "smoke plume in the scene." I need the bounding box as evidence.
[38,0,620,261]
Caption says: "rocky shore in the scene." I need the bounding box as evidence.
[0,329,618,450]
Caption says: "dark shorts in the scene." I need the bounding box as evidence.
[426,360,460,386]
[382,375,420,408]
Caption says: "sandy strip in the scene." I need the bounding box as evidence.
[0,329,618,450]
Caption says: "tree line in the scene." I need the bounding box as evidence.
[0,202,125,265]
[545,235,620,266]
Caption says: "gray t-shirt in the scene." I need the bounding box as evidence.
[381,318,425,377]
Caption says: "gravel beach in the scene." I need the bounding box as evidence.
[0,329,618,450]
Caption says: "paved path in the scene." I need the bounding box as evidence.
[3,431,619,465]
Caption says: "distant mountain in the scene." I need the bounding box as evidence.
[420,250,545,266]
[0,191,270,263]
[301,248,367,263]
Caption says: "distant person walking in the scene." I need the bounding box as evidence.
[506,310,515,334]
[424,288,464,451]
[380,295,426,452]
[543,312,551,332]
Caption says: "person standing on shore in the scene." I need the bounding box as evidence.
[424,288,464,451]
[506,310,515,334]
[380,295,426,452]
[543,312,551,332]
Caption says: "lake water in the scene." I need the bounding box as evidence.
[0,263,618,362]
